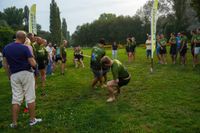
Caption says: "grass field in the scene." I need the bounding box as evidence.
[0,47,200,133]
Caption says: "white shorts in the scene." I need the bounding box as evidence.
[194,47,200,55]
[10,71,36,105]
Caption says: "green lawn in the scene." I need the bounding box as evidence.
[0,47,200,133]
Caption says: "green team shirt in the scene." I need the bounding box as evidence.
[126,42,135,50]
[181,35,188,48]
[35,44,48,61]
[90,44,105,69]
[111,60,129,80]
[60,45,66,57]
[30,42,36,57]
[195,34,200,47]
[169,37,176,45]
[160,38,167,46]
[91,45,105,62]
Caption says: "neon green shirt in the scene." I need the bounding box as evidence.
[111,60,129,80]
[160,38,167,46]
[60,45,66,57]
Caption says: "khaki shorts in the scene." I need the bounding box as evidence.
[10,71,36,105]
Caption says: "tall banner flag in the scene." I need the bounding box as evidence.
[29,4,37,35]
[150,0,158,72]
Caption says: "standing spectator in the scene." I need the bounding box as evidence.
[46,42,55,75]
[0,47,3,68]
[35,37,48,96]
[156,35,161,63]
[169,33,177,64]
[194,28,200,67]
[3,31,42,128]
[159,34,167,64]
[180,32,188,65]
[60,40,68,75]
[191,30,196,66]
[101,56,131,102]
[112,41,118,59]
[90,38,106,88]
[145,35,152,60]
[132,37,137,60]
[125,38,134,62]
[176,33,181,63]
[55,44,62,63]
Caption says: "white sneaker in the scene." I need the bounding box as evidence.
[10,123,17,128]
[106,97,115,103]
[29,118,42,126]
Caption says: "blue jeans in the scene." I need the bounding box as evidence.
[46,60,53,75]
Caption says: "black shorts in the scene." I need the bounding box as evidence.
[38,60,46,70]
[0,61,2,68]
[191,45,194,56]
[102,68,110,76]
[61,56,67,63]
[180,48,187,56]
[160,47,167,54]
[118,76,131,88]
[55,55,62,62]
[170,46,177,55]
[74,55,83,61]
[92,69,102,78]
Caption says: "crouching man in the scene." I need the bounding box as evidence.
[101,56,131,102]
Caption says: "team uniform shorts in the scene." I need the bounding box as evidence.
[160,46,167,54]
[118,75,131,88]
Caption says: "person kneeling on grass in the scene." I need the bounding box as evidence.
[101,56,131,102]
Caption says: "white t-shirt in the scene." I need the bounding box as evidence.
[145,40,151,50]
[46,46,53,60]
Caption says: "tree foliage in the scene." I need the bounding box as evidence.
[2,6,24,29]
[71,13,146,46]
[191,0,200,21]
[24,5,29,32]
[62,18,67,40]
[0,26,15,48]
[50,0,62,45]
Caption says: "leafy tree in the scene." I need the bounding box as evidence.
[0,26,15,48]
[2,6,24,29]
[24,5,29,32]
[191,0,200,21]
[61,18,67,40]
[50,0,62,45]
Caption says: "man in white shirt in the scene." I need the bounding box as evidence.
[145,35,152,59]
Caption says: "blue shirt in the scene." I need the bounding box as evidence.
[3,42,33,74]
[176,36,181,49]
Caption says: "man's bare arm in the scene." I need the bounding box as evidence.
[28,57,36,68]
[3,57,10,79]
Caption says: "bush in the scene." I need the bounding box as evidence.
[0,26,15,49]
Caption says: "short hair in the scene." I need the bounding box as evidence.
[27,33,34,38]
[16,31,26,40]
[101,56,111,65]
[99,38,105,45]
[181,31,185,35]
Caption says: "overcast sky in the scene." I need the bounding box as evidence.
[0,0,148,33]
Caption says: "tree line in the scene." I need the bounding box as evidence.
[71,0,200,47]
